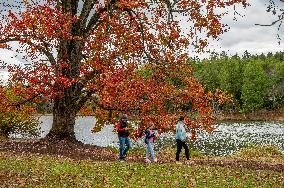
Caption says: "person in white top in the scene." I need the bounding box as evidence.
[175,116,190,163]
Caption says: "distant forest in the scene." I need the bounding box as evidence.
[35,52,284,114]
[192,51,284,113]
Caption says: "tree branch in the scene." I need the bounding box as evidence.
[9,93,41,108]
[84,0,117,36]
[26,40,57,66]
[75,89,94,112]
[0,36,25,44]
[76,0,98,31]
[0,36,57,66]
[124,9,159,64]
[60,0,80,16]
[97,104,141,112]
[255,16,284,26]
[171,8,192,13]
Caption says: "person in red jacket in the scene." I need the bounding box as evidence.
[116,114,131,161]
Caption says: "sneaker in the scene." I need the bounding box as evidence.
[119,158,125,162]
[145,159,151,163]
[184,160,193,165]
[176,161,182,165]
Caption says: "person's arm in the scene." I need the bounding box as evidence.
[152,130,158,139]
[145,130,151,139]
[116,123,127,132]
[184,124,191,132]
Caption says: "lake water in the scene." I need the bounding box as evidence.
[11,116,284,156]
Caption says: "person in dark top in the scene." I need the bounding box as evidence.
[116,114,131,161]
[144,123,158,163]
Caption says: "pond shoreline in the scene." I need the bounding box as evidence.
[11,116,284,156]
[38,107,284,122]
[217,107,284,122]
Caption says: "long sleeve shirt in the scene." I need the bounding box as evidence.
[176,121,187,141]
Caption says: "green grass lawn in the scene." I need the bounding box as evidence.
[1,152,283,188]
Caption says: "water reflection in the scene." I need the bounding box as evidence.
[10,116,284,156]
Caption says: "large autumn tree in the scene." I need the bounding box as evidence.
[0,0,247,142]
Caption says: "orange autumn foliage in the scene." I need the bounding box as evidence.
[0,0,247,140]
[0,86,39,138]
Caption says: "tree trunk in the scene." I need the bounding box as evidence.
[45,96,78,143]
[43,0,84,143]
[43,38,84,143]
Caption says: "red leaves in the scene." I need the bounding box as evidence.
[0,0,247,140]
[89,62,220,140]
[191,129,197,141]
[0,86,36,116]
[0,43,7,48]
[1,2,74,52]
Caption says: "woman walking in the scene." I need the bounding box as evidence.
[144,124,158,163]
[176,116,190,164]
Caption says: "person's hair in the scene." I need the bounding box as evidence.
[146,124,153,129]
[179,116,184,121]
[121,114,128,120]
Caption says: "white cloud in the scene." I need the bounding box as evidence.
[206,0,284,56]
[0,50,23,68]
[0,42,24,83]
[0,70,9,83]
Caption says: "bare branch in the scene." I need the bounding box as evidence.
[0,35,57,66]
[0,36,23,44]
[255,17,284,26]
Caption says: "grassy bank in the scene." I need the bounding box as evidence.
[218,107,284,121]
[1,145,284,188]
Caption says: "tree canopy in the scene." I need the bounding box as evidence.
[0,0,247,141]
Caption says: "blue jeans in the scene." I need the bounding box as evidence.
[146,141,155,160]
[119,137,131,160]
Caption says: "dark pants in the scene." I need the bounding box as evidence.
[176,139,190,161]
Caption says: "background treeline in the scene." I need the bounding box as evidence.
[192,51,284,113]
[34,51,284,114]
